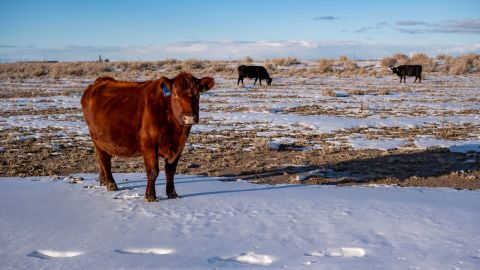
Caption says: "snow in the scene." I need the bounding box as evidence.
[349,136,408,150]
[1,173,479,269]
[306,247,366,258]
[415,137,480,153]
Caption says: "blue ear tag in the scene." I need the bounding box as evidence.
[163,84,171,97]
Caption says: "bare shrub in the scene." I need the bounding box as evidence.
[244,56,254,64]
[183,59,205,70]
[130,61,151,71]
[349,89,365,95]
[338,55,349,62]
[436,54,449,60]
[287,67,307,77]
[65,63,86,76]
[448,58,470,75]
[410,53,435,72]
[322,88,336,97]
[381,56,397,68]
[377,88,391,95]
[393,53,409,65]
[317,58,333,73]
[208,62,226,73]
[32,64,48,77]
[441,54,480,75]
[268,57,301,66]
[263,61,276,71]
[159,59,179,66]
[343,60,358,72]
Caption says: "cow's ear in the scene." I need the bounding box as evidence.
[199,77,215,93]
[159,76,172,96]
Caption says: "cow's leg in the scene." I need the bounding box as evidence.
[418,74,421,83]
[95,147,118,191]
[143,150,159,202]
[237,76,241,86]
[165,157,180,199]
[414,76,418,83]
[259,78,262,86]
[254,77,258,85]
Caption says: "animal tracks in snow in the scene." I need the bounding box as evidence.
[28,247,174,260]
[210,252,274,266]
[115,248,175,255]
[27,247,364,266]
[305,247,366,258]
[27,250,84,259]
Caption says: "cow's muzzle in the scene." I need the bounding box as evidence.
[182,115,199,125]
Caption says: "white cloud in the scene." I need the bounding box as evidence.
[396,19,480,34]
[1,40,479,62]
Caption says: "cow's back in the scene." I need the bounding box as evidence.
[398,65,422,76]
[81,78,153,156]
[238,65,270,79]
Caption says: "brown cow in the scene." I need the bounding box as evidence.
[81,72,215,202]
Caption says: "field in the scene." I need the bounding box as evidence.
[1,59,479,188]
[1,58,480,269]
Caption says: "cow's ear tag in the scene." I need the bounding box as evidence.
[163,84,171,97]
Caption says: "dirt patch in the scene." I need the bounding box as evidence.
[1,125,478,190]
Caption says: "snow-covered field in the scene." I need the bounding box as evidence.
[1,75,479,153]
[1,173,479,269]
[1,74,479,268]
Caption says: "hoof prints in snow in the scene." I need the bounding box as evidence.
[27,250,84,259]
[115,248,174,255]
[306,247,366,258]
[113,192,141,200]
[211,252,274,266]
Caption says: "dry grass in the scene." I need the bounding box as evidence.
[445,54,480,75]
[1,53,478,80]
[317,58,333,73]
[267,57,301,67]
[377,88,391,95]
[381,57,397,68]
[410,53,436,72]
[244,56,254,64]
[349,89,366,95]
[183,59,206,71]
[322,88,337,97]
[380,53,479,75]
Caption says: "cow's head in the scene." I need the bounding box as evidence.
[266,77,272,86]
[160,72,215,126]
[390,66,398,74]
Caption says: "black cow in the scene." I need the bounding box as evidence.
[237,65,272,86]
[390,65,422,83]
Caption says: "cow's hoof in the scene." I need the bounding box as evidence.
[167,193,180,199]
[144,195,157,202]
[106,183,118,191]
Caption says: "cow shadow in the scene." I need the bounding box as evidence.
[114,147,479,196]
[115,174,306,198]
[116,176,223,191]
[181,184,306,198]
[220,147,480,187]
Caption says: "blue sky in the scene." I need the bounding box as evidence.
[1,0,479,61]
